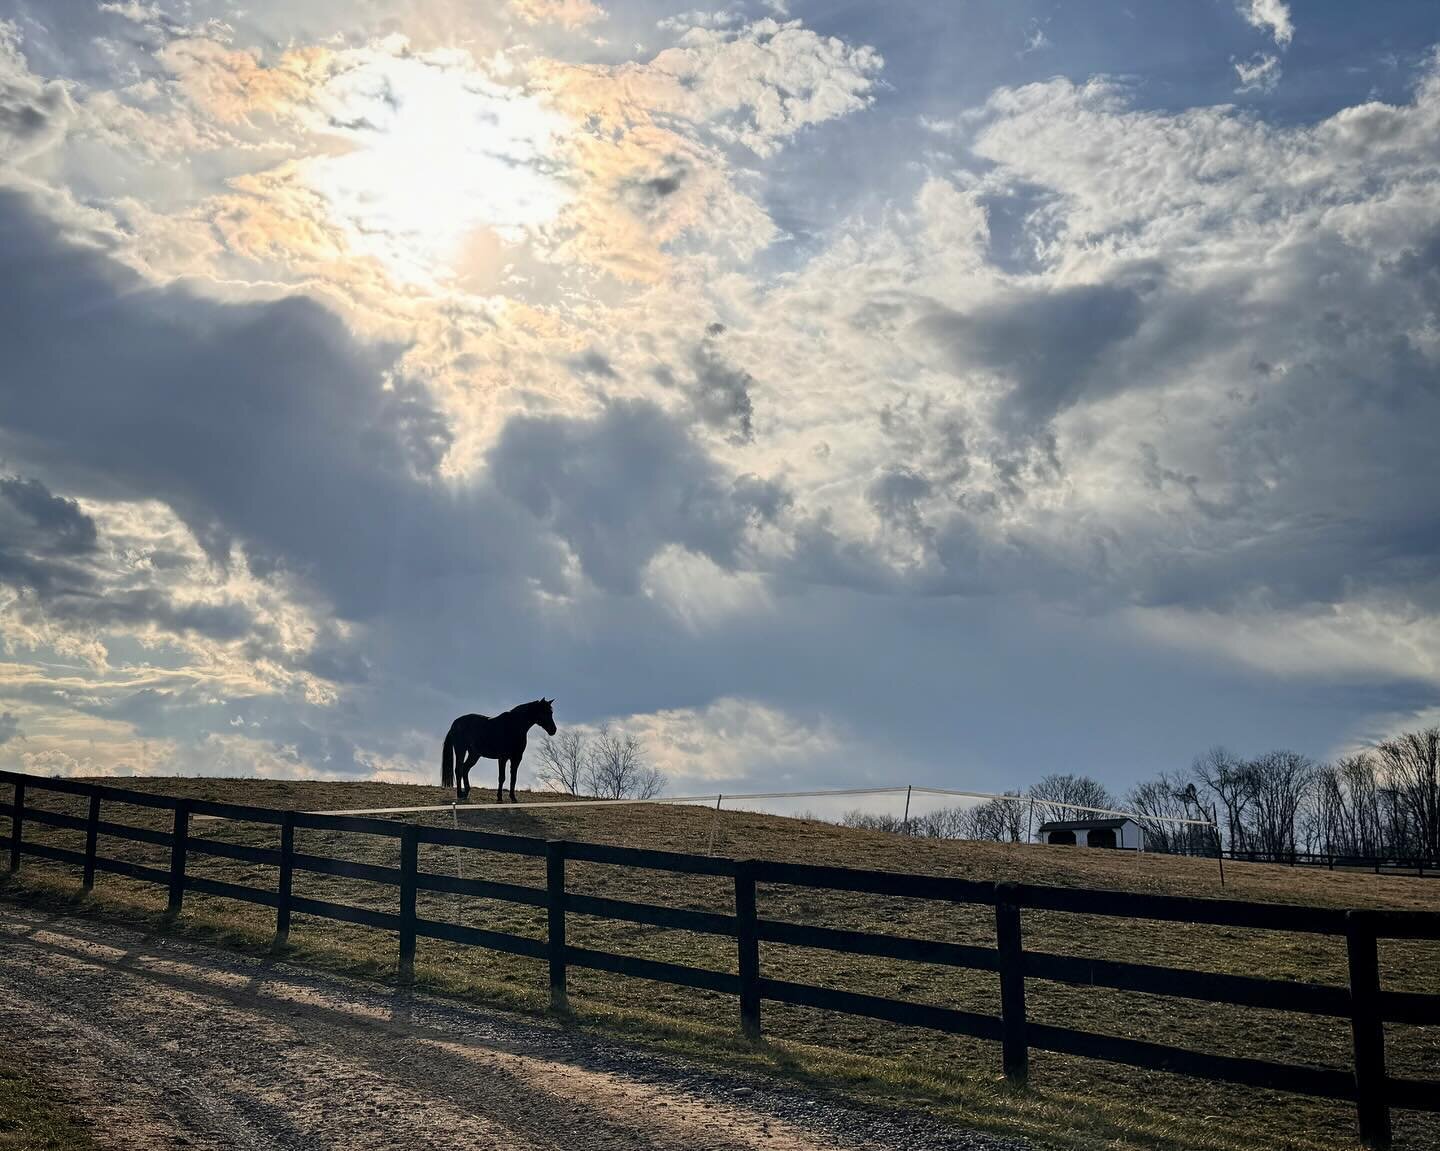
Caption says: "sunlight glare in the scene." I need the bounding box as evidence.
[304,51,569,287]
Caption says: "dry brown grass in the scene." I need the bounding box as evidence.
[4,775,1439,1151]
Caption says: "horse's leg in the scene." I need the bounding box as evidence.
[496,758,507,803]
[509,755,519,803]
[460,749,478,799]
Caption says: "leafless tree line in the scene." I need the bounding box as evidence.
[828,728,1440,865]
[840,774,1118,843]
[537,721,1439,864]
[535,723,665,800]
[1127,728,1440,862]
[841,792,1030,841]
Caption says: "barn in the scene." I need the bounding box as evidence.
[1037,817,1145,851]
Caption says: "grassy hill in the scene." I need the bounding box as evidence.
[4,775,1439,1151]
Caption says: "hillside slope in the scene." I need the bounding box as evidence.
[3,775,1439,1151]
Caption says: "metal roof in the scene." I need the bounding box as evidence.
[1036,818,1131,832]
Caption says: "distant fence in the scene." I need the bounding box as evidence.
[2,770,1438,1149]
[1217,850,1440,878]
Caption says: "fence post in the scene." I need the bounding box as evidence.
[398,826,418,983]
[83,794,101,891]
[734,860,761,1040]
[8,779,24,873]
[547,840,568,1009]
[1346,910,1391,1149]
[166,801,189,916]
[274,812,295,948]
[995,882,1029,1083]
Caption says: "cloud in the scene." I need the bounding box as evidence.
[1018,18,1050,58]
[0,710,19,745]
[686,323,757,443]
[1233,52,1282,94]
[619,696,844,789]
[158,37,321,126]
[0,22,74,162]
[488,398,777,594]
[563,18,883,158]
[510,0,607,29]
[0,474,264,644]
[917,280,1147,433]
[867,466,932,537]
[0,186,553,623]
[570,348,619,378]
[1238,0,1294,49]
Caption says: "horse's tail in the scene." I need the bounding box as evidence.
[441,728,455,789]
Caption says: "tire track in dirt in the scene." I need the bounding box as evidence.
[0,904,1024,1151]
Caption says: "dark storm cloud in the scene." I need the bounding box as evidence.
[661,323,756,444]
[866,466,931,535]
[0,474,262,639]
[489,398,772,594]
[619,159,689,214]
[0,188,557,625]
[918,280,1146,431]
[569,348,618,378]
[0,475,98,594]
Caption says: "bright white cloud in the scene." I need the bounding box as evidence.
[1233,52,1282,93]
[632,18,883,156]
[1239,0,1294,48]
[614,696,844,788]
[511,0,607,29]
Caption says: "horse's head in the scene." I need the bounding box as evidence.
[534,697,557,736]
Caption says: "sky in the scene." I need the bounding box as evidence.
[1,0,1438,801]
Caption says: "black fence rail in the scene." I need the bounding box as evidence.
[2,770,1438,1149]
[1219,850,1440,878]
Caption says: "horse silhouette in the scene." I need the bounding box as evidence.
[442,699,556,802]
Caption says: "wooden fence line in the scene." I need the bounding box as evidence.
[2,770,1438,1149]
[1219,850,1440,878]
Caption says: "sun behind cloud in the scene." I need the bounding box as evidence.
[300,47,571,287]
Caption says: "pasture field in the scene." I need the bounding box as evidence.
[3,775,1439,1151]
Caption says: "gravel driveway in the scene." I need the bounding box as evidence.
[0,903,1027,1151]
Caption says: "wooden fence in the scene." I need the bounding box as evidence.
[2,770,1438,1149]
[1219,850,1440,878]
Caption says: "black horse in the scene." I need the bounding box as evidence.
[441,699,556,802]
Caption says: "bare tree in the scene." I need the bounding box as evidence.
[1245,749,1314,861]
[1312,754,1384,860]
[1028,774,1115,826]
[951,796,1024,842]
[583,723,665,800]
[840,809,906,834]
[535,729,587,795]
[838,795,1026,842]
[1376,727,1440,862]
[1125,773,1208,854]
[1190,746,1252,853]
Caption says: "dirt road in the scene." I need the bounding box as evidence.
[0,904,1024,1151]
